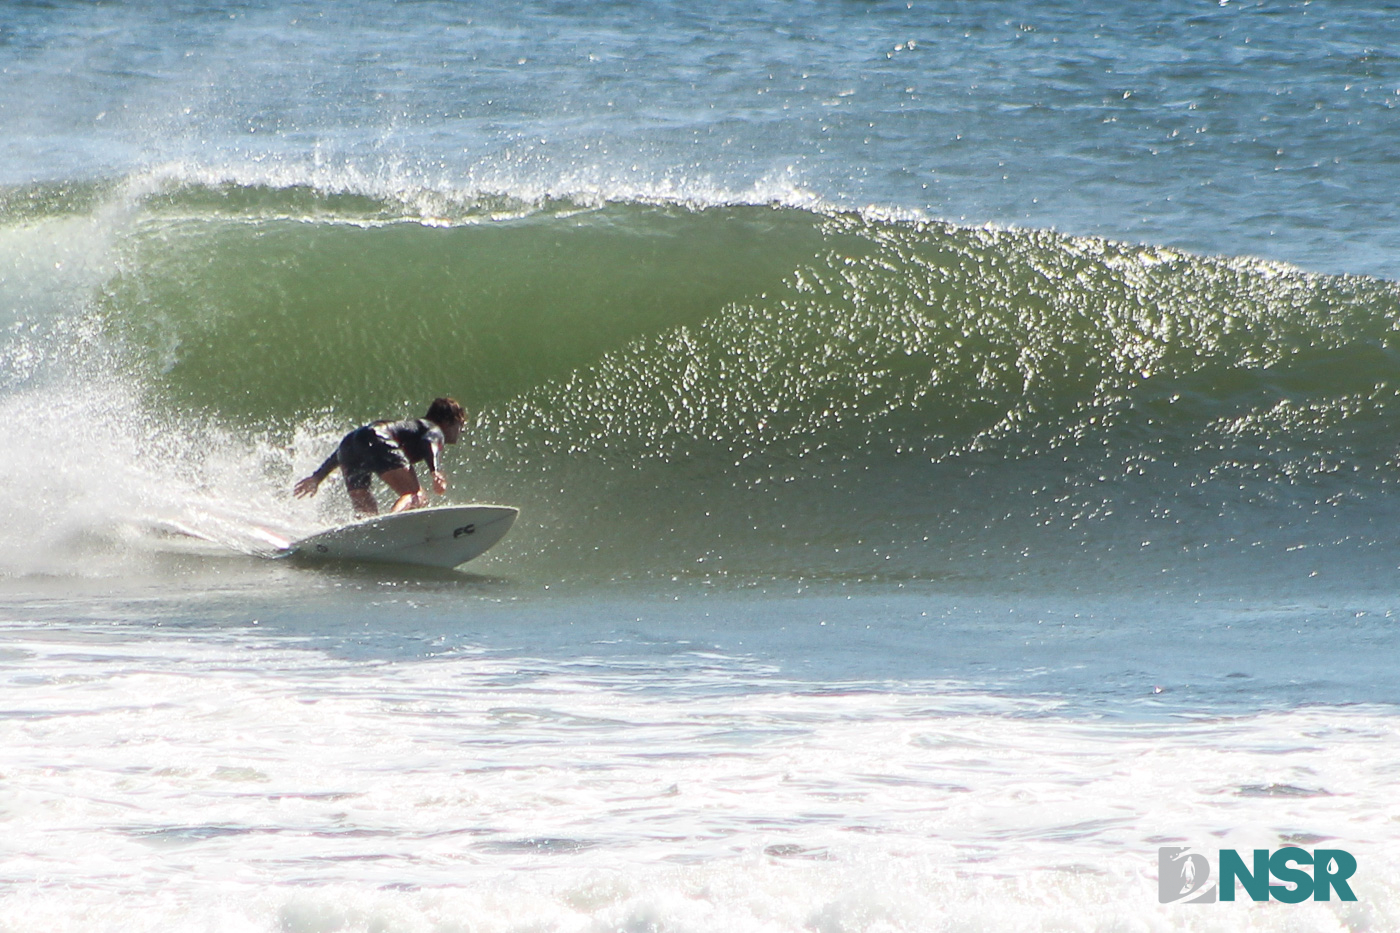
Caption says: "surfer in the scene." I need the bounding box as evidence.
[293,397,467,516]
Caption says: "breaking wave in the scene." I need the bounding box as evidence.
[4,170,1400,585]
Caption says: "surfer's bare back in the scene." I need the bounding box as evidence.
[294,397,467,516]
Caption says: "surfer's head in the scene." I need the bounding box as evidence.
[426,396,467,443]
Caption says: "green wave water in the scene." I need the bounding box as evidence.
[7,179,1400,585]
[95,188,833,421]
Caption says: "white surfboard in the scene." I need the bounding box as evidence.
[285,504,518,569]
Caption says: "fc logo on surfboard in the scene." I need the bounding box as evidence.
[452,524,476,538]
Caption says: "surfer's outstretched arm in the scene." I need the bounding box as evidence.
[294,450,341,498]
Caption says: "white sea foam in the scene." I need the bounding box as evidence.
[1,622,1395,931]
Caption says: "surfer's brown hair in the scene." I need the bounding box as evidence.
[425,396,466,427]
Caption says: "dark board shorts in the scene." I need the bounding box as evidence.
[337,425,410,491]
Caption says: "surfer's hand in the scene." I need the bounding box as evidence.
[293,476,320,498]
[432,470,448,495]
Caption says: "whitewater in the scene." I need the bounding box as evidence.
[3,2,1400,931]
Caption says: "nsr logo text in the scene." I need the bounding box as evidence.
[1159,847,1357,904]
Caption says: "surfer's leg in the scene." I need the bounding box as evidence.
[340,429,388,516]
[381,467,426,513]
[348,488,379,516]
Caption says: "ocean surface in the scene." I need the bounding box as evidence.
[3,1,1400,930]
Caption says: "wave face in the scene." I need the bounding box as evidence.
[5,176,1400,585]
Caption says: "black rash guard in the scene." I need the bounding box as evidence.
[311,418,447,491]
